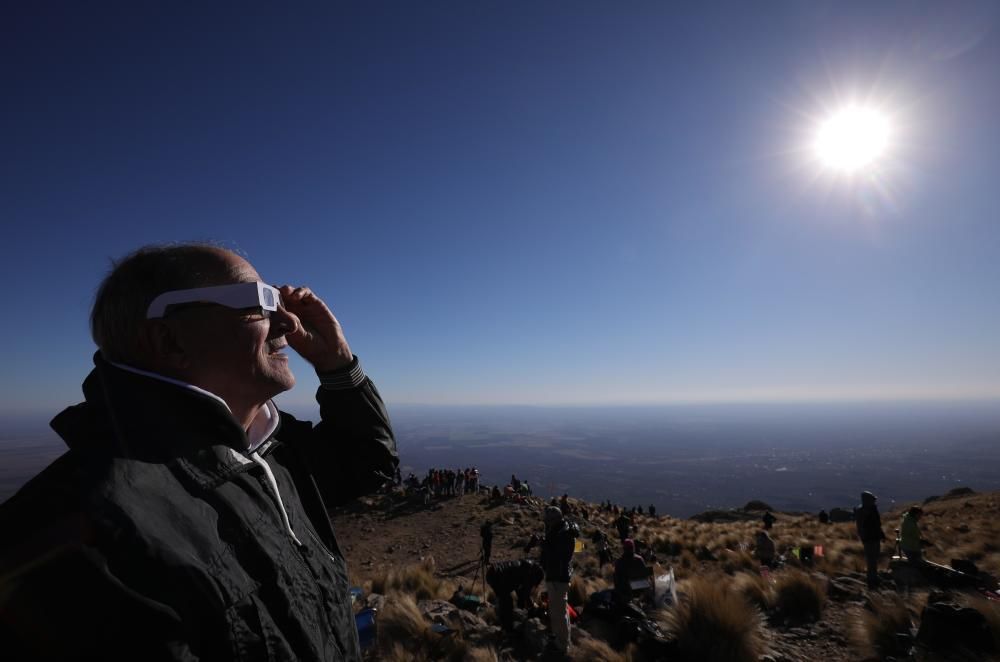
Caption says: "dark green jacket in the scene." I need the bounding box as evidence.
[0,354,397,661]
[540,521,578,583]
[899,512,921,552]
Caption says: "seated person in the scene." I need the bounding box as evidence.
[613,539,650,605]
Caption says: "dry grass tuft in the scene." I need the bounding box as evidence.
[659,575,764,662]
[376,593,478,661]
[731,572,772,610]
[569,574,607,608]
[852,593,913,661]
[772,570,826,624]
[719,550,757,575]
[568,636,626,661]
[371,556,456,601]
[463,646,500,662]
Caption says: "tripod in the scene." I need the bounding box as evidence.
[471,547,488,600]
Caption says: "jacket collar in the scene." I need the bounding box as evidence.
[50,353,283,490]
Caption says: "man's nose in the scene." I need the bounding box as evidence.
[270,306,300,336]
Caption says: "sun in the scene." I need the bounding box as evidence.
[813,105,891,173]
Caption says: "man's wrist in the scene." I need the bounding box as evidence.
[317,355,366,390]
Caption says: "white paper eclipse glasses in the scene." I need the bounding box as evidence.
[146,282,281,319]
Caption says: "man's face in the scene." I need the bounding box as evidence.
[164,253,299,409]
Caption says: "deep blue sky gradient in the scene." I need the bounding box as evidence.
[3,1,1000,414]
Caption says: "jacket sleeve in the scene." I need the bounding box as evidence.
[281,362,398,507]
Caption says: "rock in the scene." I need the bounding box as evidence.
[419,599,460,627]
[366,593,386,613]
[455,609,500,646]
[521,617,549,657]
[829,576,867,601]
[916,601,995,654]
[572,626,593,644]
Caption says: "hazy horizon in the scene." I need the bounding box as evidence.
[5,399,999,516]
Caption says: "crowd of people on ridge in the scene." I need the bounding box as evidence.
[403,466,480,497]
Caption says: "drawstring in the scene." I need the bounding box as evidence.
[249,451,303,546]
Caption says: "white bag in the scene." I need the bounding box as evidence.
[653,568,678,608]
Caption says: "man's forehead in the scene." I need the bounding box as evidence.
[212,251,262,284]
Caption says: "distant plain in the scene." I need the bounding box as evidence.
[4,401,1000,517]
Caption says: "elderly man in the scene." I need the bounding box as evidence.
[0,244,398,661]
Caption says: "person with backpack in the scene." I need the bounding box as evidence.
[855,490,887,588]
[540,506,578,654]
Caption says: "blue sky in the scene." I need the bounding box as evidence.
[3,1,1000,415]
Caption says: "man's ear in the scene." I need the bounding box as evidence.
[144,319,192,372]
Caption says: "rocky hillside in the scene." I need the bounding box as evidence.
[331,486,1000,661]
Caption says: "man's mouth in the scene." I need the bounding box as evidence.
[268,343,288,356]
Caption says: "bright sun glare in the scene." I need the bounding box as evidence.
[813,105,891,173]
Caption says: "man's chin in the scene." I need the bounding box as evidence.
[264,368,296,396]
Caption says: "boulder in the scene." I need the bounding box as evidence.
[828,576,867,601]
[365,593,386,613]
[454,609,500,646]
[743,500,774,512]
[520,618,549,658]
[916,601,994,654]
[419,599,460,627]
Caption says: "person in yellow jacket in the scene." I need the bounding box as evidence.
[899,506,926,562]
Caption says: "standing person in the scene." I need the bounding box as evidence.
[818,509,829,524]
[480,519,494,565]
[0,244,398,660]
[614,511,632,542]
[648,504,656,518]
[540,506,578,654]
[855,491,887,589]
[899,506,925,563]
[755,530,776,567]
[762,511,776,530]
[486,559,544,632]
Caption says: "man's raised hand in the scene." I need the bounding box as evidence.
[278,286,353,372]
